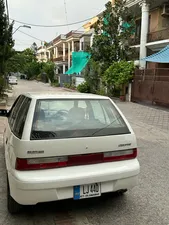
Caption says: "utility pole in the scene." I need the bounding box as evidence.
[5,0,9,23]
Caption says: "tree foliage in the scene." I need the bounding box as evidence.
[83,59,102,94]
[104,61,134,89]
[91,0,136,66]
[6,47,56,82]
[42,62,55,83]
[0,0,14,75]
[77,82,90,93]
[24,62,41,79]
[6,48,39,78]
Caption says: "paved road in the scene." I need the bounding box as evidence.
[0,80,169,225]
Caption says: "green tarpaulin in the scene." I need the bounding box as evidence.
[65,52,91,75]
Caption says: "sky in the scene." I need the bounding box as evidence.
[7,0,108,51]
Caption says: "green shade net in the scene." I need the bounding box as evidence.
[122,22,135,34]
[103,15,135,36]
[65,52,91,75]
[103,15,109,36]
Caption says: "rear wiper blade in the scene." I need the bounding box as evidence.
[91,116,122,137]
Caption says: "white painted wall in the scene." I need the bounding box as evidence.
[75,77,85,87]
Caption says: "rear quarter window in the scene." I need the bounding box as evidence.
[8,95,25,130]
[13,97,31,139]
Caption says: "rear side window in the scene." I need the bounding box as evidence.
[13,97,31,139]
[8,95,25,130]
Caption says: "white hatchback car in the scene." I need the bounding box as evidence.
[0,92,140,213]
[8,76,17,85]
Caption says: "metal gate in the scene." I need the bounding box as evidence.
[132,68,169,106]
[59,74,72,87]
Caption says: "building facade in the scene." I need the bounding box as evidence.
[36,46,50,63]
[46,31,83,74]
[83,0,169,69]
[130,0,169,68]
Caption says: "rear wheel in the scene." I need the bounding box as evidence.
[7,175,22,214]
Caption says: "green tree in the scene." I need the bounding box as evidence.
[103,61,134,96]
[6,48,37,75]
[91,0,136,66]
[42,62,55,83]
[22,48,37,64]
[83,59,102,94]
[0,0,14,75]
[24,61,41,79]
[6,50,26,73]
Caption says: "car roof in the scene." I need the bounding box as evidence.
[23,92,110,100]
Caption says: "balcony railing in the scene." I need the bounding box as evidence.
[53,54,69,62]
[148,28,169,43]
[126,0,142,7]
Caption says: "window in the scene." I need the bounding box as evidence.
[8,95,25,131]
[31,99,130,140]
[13,97,31,139]
[91,100,110,124]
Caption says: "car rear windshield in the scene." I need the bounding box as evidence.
[30,99,130,140]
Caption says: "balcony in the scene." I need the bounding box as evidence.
[53,56,63,62]
[53,54,69,62]
[148,28,169,43]
[53,34,66,44]
[126,0,142,7]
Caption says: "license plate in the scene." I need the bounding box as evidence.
[74,183,101,200]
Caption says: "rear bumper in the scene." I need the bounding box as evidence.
[8,159,140,205]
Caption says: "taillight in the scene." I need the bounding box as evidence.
[104,148,137,162]
[15,149,137,171]
[16,156,68,171]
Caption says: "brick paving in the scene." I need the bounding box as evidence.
[116,101,169,131]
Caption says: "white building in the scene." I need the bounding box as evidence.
[36,46,50,63]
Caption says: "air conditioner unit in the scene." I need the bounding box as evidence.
[161,4,169,16]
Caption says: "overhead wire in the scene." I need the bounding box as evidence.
[73,4,106,33]
[15,38,33,45]
[10,16,96,28]
[9,2,107,29]
[13,27,42,42]
[12,1,107,45]
[64,0,69,32]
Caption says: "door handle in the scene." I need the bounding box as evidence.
[6,138,8,144]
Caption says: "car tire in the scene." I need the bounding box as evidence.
[7,175,22,214]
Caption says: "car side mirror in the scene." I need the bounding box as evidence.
[0,109,8,117]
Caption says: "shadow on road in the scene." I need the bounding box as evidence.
[7,193,129,225]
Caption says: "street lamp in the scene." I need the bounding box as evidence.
[13,25,31,34]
